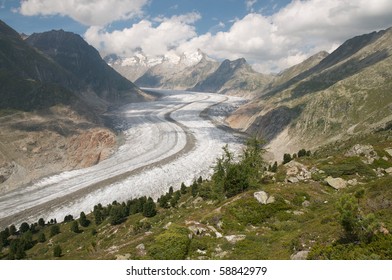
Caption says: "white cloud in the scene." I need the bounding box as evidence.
[19,0,149,26]
[85,13,200,57]
[83,0,392,73]
[246,0,258,12]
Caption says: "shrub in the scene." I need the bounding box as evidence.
[37,232,46,243]
[50,225,60,237]
[148,226,191,259]
[320,157,376,177]
[53,245,62,257]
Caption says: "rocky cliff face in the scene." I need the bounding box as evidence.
[0,106,117,194]
[228,27,392,161]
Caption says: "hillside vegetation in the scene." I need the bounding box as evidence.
[1,131,392,260]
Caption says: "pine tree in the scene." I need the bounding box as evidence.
[180,182,187,194]
[94,208,103,225]
[159,194,170,209]
[143,197,157,218]
[170,191,181,208]
[79,211,90,227]
[9,225,16,235]
[38,218,45,228]
[70,221,80,233]
[109,205,126,225]
[298,149,307,157]
[19,222,30,234]
[191,181,199,197]
[63,215,74,223]
[271,161,278,172]
[283,153,292,164]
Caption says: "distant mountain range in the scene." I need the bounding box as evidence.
[105,26,392,162]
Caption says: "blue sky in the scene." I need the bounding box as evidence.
[2,0,392,72]
[1,0,290,35]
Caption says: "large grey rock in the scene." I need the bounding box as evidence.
[291,250,309,260]
[325,176,347,190]
[284,161,311,181]
[345,144,378,164]
[385,149,392,157]
[385,167,392,175]
[224,235,246,244]
[254,191,275,204]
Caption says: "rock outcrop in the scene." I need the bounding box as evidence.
[325,176,347,190]
[254,191,275,204]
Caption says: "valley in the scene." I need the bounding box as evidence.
[0,90,244,229]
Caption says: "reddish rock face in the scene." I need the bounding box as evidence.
[66,128,116,168]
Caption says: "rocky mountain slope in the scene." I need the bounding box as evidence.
[2,130,391,260]
[191,58,273,96]
[26,30,147,104]
[0,20,150,193]
[113,52,273,97]
[228,27,392,161]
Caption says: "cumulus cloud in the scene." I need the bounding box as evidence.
[19,0,149,26]
[81,0,392,72]
[85,12,200,57]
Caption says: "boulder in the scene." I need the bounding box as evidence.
[325,176,347,190]
[254,191,275,204]
[345,144,378,164]
[288,177,299,183]
[225,235,246,244]
[291,250,309,260]
[302,200,311,207]
[284,161,311,181]
[385,148,392,157]
[136,244,146,257]
[385,167,392,175]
